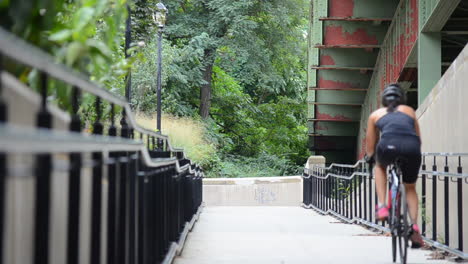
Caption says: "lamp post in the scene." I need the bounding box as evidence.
[124,4,132,102]
[153,2,167,134]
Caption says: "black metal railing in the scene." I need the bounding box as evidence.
[0,27,203,264]
[302,153,468,260]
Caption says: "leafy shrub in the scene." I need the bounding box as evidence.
[207,153,302,178]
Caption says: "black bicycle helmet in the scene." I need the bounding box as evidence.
[381,83,406,107]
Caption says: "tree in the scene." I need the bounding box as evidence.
[163,0,308,118]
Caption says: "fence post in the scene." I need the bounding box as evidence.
[359,164,362,219]
[65,87,82,264]
[335,176,338,213]
[34,73,52,264]
[443,156,449,246]
[364,168,367,221]
[0,53,5,264]
[326,174,330,211]
[352,171,358,218]
[90,97,104,264]
[127,152,138,264]
[369,169,373,223]
[320,178,324,210]
[457,156,463,252]
[432,156,437,242]
[345,169,349,219]
[350,173,354,219]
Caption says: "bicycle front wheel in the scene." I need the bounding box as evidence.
[390,192,397,262]
[398,185,409,264]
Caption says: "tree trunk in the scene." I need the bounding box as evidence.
[200,49,215,119]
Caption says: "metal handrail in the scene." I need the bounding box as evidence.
[303,171,368,180]
[0,27,184,154]
[305,160,364,171]
[0,123,202,176]
[0,27,204,264]
[304,202,468,259]
[302,153,468,259]
[419,170,468,178]
[423,152,468,156]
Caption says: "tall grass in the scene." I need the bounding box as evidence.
[136,114,302,178]
[136,114,218,168]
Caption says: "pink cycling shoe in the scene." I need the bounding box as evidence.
[376,205,389,221]
[410,224,424,248]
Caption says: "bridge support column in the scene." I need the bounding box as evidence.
[418,32,441,105]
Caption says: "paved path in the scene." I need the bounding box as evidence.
[174,206,449,264]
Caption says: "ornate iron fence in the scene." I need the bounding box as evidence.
[302,153,468,260]
[0,27,203,264]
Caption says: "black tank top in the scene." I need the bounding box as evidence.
[376,111,418,138]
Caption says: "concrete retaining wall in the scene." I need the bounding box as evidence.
[416,45,468,252]
[203,176,303,206]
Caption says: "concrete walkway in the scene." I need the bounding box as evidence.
[174,207,449,264]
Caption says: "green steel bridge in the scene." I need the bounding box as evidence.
[307,0,468,164]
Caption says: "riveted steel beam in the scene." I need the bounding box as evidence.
[313,90,366,105]
[319,17,392,22]
[323,21,388,46]
[320,48,379,67]
[328,0,398,19]
[420,0,460,32]
[358,0,419,159]
[308,0,398,164]
[315,44,381,49]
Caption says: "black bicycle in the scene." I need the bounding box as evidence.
[368,158,411,264]
[387,158,411,264]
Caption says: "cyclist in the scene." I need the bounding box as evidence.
[365,83,424,248]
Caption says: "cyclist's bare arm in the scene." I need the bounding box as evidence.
[365,111,379,157]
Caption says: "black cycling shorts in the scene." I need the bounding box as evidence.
[376,135,421,184]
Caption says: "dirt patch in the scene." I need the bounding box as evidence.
[427,250,449,260]
[353,233,390,237]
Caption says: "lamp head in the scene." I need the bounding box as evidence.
[153,2,168,28]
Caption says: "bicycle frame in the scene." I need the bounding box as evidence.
[387,161,410,264]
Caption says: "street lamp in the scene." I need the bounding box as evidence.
[153,2,167,135]
[124,4,132,102]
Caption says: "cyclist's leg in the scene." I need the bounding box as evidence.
[405,182,424,248]
[375,163,388,205]
[375,139,393,206]
[400,149,424,247]
[400,153,421,224]
[404,183,418,223]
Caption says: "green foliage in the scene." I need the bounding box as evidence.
[2,0,311,178]
[207,153,302,178]
[48,0,131,89]
[131,0,310,177]
[164,0,308,101]
[0,0,62,47]
[131,38,204,116]
[1,0,139,121]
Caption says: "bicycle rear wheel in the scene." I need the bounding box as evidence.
[392,229,397,262]
[398,185,409,264]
